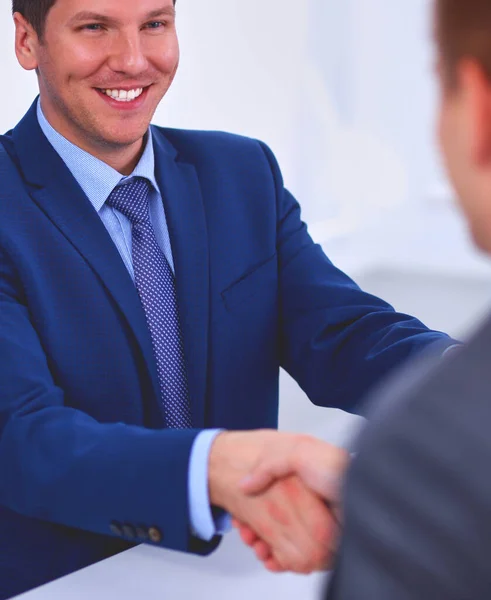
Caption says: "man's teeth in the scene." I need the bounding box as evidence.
[102,88,144,102]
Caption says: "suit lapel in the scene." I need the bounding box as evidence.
[12,101,162,418]
[153,129,210,428]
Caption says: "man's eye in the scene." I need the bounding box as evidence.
[145,21,166,29]
[83,24,103,31]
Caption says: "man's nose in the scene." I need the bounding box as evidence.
[107,31,149,76]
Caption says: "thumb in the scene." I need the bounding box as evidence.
[239,460,293,495]
[299,463,343,501]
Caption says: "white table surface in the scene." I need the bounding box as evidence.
[15,530,329,600]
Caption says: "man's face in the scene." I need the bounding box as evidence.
[437,54,491,253]
[21,0,179,153]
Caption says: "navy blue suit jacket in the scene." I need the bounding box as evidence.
[0,100,451,598]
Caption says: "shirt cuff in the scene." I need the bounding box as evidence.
[188,429,232,541]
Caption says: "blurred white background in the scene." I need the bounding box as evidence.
[3,0,491,445]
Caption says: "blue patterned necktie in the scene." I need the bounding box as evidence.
[107,177,192,429]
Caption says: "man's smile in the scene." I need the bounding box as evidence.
[100,87,144,101]
[94,85,151,108]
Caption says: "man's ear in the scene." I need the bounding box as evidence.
[458,59,491,168]
[13,12,40,71]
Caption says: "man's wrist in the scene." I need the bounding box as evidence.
[208,430,263,508]
[188,429,227,541]
[208,430,232,508]
[207,429,283,509]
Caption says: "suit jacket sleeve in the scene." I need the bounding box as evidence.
[0,239,219,556]
[257,141,454,413]
[325,320,491,600]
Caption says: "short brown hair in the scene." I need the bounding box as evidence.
[12,0,57,39]
[436,0,491,86]
[12,0,177,40]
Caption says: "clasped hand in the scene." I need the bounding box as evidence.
[208,431,348,574]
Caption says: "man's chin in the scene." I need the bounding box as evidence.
[95,129,149,150]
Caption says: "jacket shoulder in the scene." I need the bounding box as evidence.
[151,125,273,164]
[0,130,22,176]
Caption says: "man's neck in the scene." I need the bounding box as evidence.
[39,99,146,176]
[86,139,146,176]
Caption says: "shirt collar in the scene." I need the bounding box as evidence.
[36,99,159,213]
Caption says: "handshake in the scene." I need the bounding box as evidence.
[208,430,349,574]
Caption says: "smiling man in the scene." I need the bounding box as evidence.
[0,0,457,597]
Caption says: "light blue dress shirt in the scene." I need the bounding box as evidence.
[36,100,228,542]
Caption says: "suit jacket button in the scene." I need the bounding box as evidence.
[122,524,136,539]
[148,527,163,543]
[110,521,123,537]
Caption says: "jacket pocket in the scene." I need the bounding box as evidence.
[221,253,277,311]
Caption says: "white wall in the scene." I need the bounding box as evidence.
[164,0,450,232]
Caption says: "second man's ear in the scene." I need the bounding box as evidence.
[459,59,491,167]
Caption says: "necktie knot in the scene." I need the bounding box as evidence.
[107,177,152,225]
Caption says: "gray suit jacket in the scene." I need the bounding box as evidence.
[326,314,491,600]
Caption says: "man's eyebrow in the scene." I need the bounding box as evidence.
[68,7,175,25]
[146,7,176,19]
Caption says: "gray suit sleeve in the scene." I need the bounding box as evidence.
[326,316,491,600]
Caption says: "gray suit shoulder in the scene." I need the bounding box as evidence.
[327,312,491,600]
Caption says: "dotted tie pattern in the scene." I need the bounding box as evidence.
[107,177,192,429]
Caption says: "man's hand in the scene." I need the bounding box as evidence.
[208,430,347,573]
[239,434,348,500]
